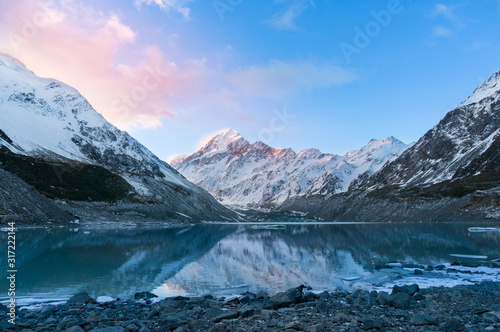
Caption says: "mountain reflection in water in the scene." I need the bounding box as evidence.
[1,223,499,302]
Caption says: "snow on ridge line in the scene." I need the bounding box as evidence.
[0,53,192,189]
[174,130,411,208]
[460,71,500,107]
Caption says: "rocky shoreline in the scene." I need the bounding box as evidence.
[2,281,499,332]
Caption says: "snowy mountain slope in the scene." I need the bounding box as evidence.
[280,72,500,222]
[0,53,184,186]
[301,136,410,197]
[0,53,237,222]
[172,129,410,209]
[363,71,500,190]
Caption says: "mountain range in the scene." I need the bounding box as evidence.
[280,72,500,221]
[173,72,500,221]
[0,53,237,223]
[0,52,499,223]
[171,130,411,209]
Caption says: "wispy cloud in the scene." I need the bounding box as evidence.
[432,25,453,38]
[465,40,492,52]
[0,0,202,129]
[433,4,456,20]
[134,0,193,19]
[228,60,356,99]
[0,0,356,131]
[268,0,315,30]
[428,3,465,39]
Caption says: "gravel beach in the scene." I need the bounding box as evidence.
[2,279,499,332]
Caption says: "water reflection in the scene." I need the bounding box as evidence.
[0,223,499,302]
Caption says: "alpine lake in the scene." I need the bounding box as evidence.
[1,221,500,307]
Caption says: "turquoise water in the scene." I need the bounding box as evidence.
[1,222,499,306]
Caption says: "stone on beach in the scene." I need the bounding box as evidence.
[269,285,305,308]
[66,292,94,305]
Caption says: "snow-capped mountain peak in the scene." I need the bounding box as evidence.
[0,53,237,222]
[173,131,410,209]
[0,53,29,72]
[202,128,243,152]
[296,148,323,160]
[363,71,500,190]
[461,71,500,107]
[169,154,190,167]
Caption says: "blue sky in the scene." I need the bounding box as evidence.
[1,0,500,160]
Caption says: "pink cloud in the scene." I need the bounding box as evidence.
[0,0,356,131]
[0,0,207,130]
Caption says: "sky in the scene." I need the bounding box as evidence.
[0,0,499,161]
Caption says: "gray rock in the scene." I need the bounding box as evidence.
[284,321,303,330]
[352,289,364,298]
[434,293,452,302]
[238,307,255,318]
[305,323,325,332]
[238,295,251,305]
[213,311,239,322]
[304,292,319,302]
[410,314,437,326]
[211,323,229,332]
[318,291,330,300]
[424,299,439,310]
[363,319,382,330]
[257,290,270,300]
[64,327,84,332]
[40,304,55,316]
[125,323,140,332]
[277,307,296,314]
[159,316,183,331]
[269,285,304,308]
[134,292,158,300]
[205,306,224,319]
[86,315,102,323]
[441,320,464,331]
[354,293,372,308]
[0,321,15,331]
[225,297,240,305]
[67,292,93,305]
[88,328,125,332]
[43,317,58,325]
[333,313,350,323]
[316,301,328,314]
[483,312,500,323]
[377,291,390,306]
[261,309,278,319]
[172,326,189,332]
[186,297,205,306]
[391,284,419,296]
[388,292,411,309]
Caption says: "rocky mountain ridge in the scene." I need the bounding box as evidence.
[0,53,237,223]
[172,129,411,209]
[280,71,500,221]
